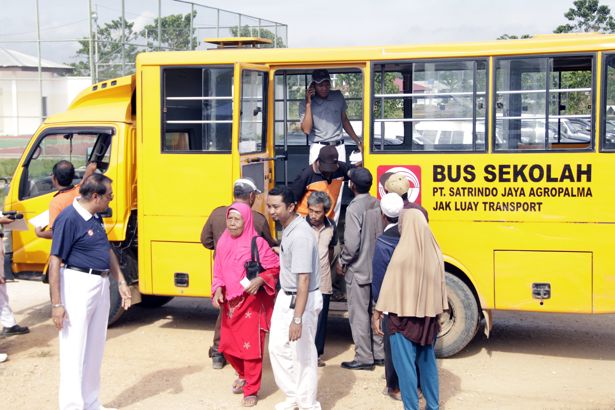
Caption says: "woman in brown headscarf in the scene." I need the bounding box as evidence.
[372,208,448,410]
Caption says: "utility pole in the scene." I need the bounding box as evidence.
[88,0,96,83]
[35,0,44,121]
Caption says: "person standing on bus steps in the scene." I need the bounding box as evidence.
[371,193,405,402]
[35,160,98,239]
[267,187,323,410]
[337,168,385,371]
[49,174,132,410]
[300,69,363,165]
[211,202,280,407]
[306,191,338,367]
[201,177,277,369]
[290,145,353,223]
[372,209,448,410]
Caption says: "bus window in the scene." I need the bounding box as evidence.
[495,55,593,151]
[20,131,111,200]
[372,59,487,152]
[602,54,615,150]
[239,70,267,154]
[162,67,233,152]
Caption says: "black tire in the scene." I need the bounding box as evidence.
[108,275,125,326]
[139,295,174,308]
[435,273,480,358]
[107,248,138,326]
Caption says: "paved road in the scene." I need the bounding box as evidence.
[1,279,615,409]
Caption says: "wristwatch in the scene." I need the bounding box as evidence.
[293,316,302,325]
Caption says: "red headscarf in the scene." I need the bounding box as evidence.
[212,202,279,300]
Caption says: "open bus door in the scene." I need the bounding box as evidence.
[235,63,274,216]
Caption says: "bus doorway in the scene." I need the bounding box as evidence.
[272,68,364,187]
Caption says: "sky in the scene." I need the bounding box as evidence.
[2,0,615,64]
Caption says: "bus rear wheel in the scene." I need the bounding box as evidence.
[435,273,480,358]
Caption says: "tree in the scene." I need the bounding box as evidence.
[70,17,138,81]
[140,12,197,51]
[555,0,615,33]
[230,25,286,48]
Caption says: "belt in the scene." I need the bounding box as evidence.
[284,288,319,296]
[65,265,110,277]
[315,139,343,146]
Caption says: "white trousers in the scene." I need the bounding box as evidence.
[59,268,110,410]
[0,239,16,329]
[269,290,323,410]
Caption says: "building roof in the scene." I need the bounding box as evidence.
[0,47,71,70]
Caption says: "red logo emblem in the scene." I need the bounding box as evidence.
[376,165,422,204]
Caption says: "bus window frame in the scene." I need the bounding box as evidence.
[369,57,490,155]
[272,66,365,146]
[491,52,596,154]
[18,126,115,201]
[159,64,234,155]
[600,52,615,152]
[238,68,268,155]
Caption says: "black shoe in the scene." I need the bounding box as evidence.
[2,325,29,336]
[341,360,375,370]
[374,359,385,367]
[212,354,226,369]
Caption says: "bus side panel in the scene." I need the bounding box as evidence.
[494,251,592,312]
[137,66,233,297]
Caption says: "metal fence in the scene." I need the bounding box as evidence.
[0,0,287,157]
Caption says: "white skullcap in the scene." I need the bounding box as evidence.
[380,193,404,218]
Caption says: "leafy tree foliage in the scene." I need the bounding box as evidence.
[70,17,138,80]
[555,0,615,33]
[140,12,197,51]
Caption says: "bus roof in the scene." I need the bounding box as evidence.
[136,33,615,67]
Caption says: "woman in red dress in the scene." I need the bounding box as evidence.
[212,202,280,407]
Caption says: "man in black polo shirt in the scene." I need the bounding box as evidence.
[49,174,132,410]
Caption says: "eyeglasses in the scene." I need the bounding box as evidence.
[103,192,114,201]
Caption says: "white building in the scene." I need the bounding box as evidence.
[0,48,91,137]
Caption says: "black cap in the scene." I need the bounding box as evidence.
[349,167,373,191]
[312,69,331,84]
[317,145,339,173]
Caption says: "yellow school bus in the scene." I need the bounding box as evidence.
[5,33,615,356]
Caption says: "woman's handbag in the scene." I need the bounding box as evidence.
[244,236,265,280]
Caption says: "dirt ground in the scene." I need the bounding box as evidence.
[2,279,615,410]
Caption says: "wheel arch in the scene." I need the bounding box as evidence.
[443,257,484,314]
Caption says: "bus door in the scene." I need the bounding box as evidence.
[235,64,273,216]
[272,68,364,187]
[8,127,115,273]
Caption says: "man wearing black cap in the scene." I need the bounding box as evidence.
[289,145,353,223]
[336,167,385,371]
[300,69,363,165]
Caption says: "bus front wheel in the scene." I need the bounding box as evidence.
[435,273,480,358]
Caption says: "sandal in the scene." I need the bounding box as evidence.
[243,395,258,407]
[232,378,246,394]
